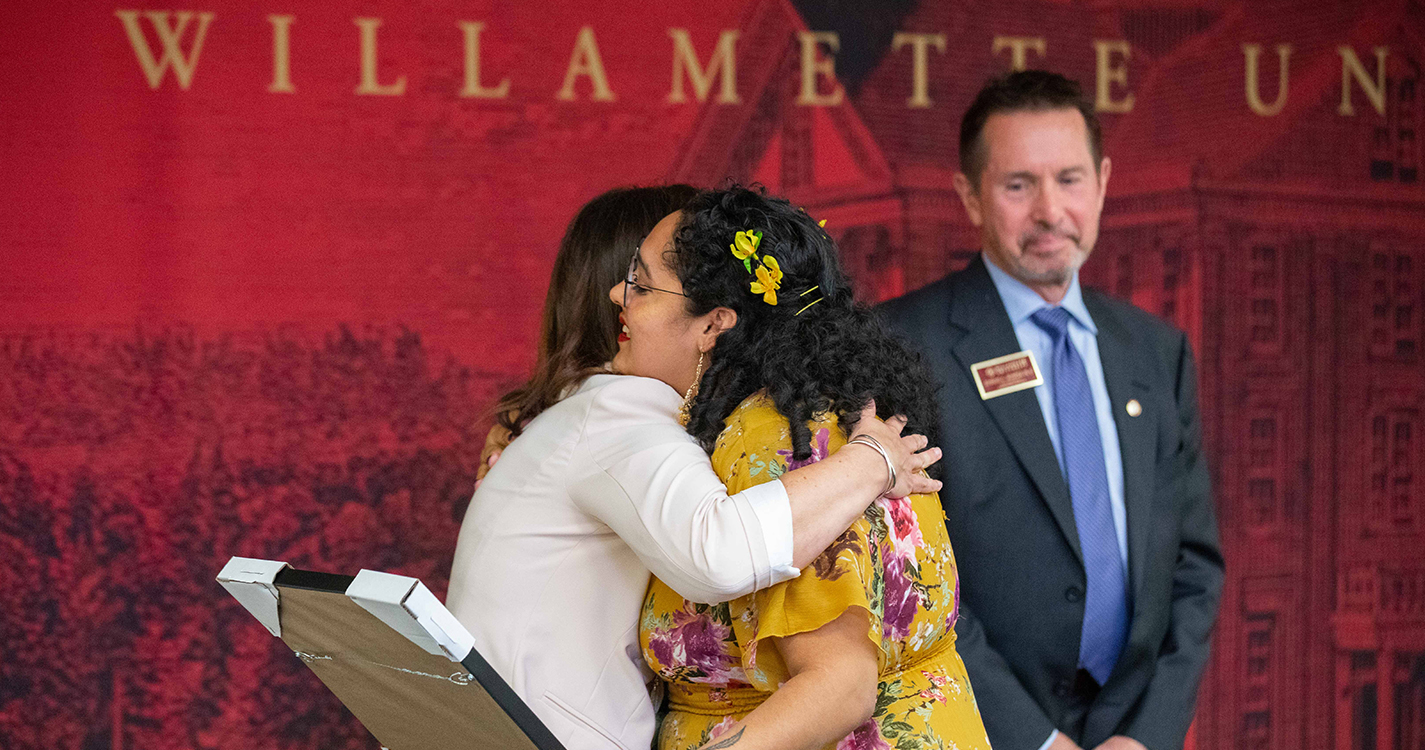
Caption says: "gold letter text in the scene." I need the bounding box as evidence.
[892,32,946,108]
[667,29,740,104]
[267,14,294,93]
[354,17,406,96]
[1338,46,1389,116]
[796,31,844,107]
[114,10,214,90]
[459,21,510,98]
[1242,43,1291,116]
[557,26,616,102]
[992,36,1046,72]
[1094,39,1134,113]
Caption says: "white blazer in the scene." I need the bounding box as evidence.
[446,373,798,750]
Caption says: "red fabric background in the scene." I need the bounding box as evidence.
[2,2,1423,749]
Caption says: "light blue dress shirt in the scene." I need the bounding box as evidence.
[983,255,1130,750]
[981,255,1129,574]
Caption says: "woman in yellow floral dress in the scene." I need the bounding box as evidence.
[617,186,991,750]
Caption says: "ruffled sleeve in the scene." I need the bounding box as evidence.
[711,398,888,691]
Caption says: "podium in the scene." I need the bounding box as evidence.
[218,557,565,750]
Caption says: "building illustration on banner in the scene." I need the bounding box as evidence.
[669,2,1425,749]
[2,2,1424,750]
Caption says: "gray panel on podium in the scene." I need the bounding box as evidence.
[218,558,564,750]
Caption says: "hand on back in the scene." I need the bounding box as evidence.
[846,401,943,497]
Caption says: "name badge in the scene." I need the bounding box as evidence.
[971,350,1044,400]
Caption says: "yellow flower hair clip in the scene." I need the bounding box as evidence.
[728,227,819,310]
[731,229,761,261]
[750,254,783,305]
[730,228,781,304]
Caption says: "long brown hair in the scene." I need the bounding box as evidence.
[494,185,699,438]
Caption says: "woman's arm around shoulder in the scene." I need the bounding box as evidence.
[568,374,795,603]
[568,376,945,603]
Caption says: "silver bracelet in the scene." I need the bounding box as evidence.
[846,434,897,496]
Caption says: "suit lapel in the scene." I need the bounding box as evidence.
[1083,292,1156,600]
[949,259,1082,565]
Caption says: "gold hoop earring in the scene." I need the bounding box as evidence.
[678,352,704,426]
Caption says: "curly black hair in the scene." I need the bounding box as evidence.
[670,186,941,462]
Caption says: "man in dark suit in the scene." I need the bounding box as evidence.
[879,71,1223,750]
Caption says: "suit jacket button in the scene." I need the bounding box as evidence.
[1053,679,1072,697]
[1065,585,1083,603]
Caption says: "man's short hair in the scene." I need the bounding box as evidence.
[959,70,1103,184]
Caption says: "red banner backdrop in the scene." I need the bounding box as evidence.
[3,1,1424,749]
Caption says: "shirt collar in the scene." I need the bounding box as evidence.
[981,252,1098,335]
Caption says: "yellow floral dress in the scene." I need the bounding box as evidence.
[639,394,992,750]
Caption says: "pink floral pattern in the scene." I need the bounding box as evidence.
[645,602,748,686]
[879,495,925,560]
[640,395,991,750]
[777,427,831,471]
[836,720,893,750]
[881,553,922,640]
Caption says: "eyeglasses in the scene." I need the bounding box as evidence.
[623,250,688,308]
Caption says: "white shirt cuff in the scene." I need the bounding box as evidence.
[1037,730,1060,750]
[739,479,800,584]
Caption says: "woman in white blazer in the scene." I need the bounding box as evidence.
[445,187,939,750]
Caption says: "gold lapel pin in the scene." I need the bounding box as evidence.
[1126,399,1143,417]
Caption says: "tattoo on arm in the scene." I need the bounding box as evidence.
[704,727,746,749]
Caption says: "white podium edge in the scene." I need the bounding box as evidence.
[216,556,290,637]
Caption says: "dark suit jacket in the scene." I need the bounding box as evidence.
[878,257,1224,750]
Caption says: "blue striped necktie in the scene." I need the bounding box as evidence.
[1030,306,1129,686]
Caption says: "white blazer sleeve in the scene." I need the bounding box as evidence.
[567,376,800,603]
